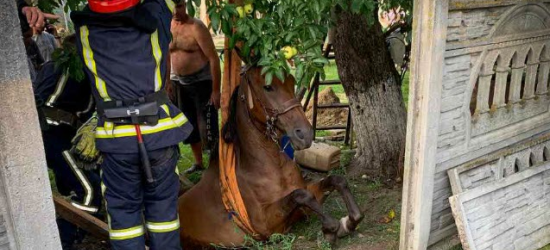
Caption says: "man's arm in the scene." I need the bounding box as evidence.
[165,51,176,101]
[194,20,221,109]
[17,0,58,31]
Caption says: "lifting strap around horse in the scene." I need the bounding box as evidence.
[218,47,260,239]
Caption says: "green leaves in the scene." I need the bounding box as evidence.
[39,0,412,88]
[204,0,338,87]
[37,0,86,14]
[52,46,85,82]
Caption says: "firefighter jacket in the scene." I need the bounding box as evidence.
[71,0,192,153]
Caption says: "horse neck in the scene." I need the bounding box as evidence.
[235,100,283,170]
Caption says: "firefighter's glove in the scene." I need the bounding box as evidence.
[70,116,100,170]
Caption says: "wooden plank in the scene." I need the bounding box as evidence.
[317,103,349,109]
[318,79,342,85]
[317,125,347,130]
[345,109,352,145]
[53,195,109,240]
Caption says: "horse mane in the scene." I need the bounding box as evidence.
[222,85,241,143]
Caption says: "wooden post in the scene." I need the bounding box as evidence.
[53,195,109,240]
[311,76,320,133]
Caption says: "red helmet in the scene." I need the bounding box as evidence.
[88,0,140,13]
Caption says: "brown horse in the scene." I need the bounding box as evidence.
[178,67,364,248]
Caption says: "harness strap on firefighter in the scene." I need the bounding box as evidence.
[42,106,81,128]
[96,90,170,116]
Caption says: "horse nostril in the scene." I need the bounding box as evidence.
[294,129,305,140]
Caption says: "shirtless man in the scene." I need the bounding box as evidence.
[170,1,221,173]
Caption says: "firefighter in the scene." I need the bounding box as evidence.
[71,0,191,249]
[33,34,101,250]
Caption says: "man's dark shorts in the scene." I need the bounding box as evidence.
[172,80,219,148]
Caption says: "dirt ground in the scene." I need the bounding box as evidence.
[305,87,349,128]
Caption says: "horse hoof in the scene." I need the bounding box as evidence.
[336,216,352,238]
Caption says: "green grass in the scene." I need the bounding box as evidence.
[176,143,210,184]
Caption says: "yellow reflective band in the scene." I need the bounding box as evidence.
[95,114,188,139]
[161,104,170,116]
[165,0,175,13]
[63,151,94,206]
[100,171,112,229]
[151,30,163,92]
[71,202,99,213]
[80,26,110,101]
[146,219,180,233]
[110,225,144,241]
[46,72,68,107]
[104,121,114,131]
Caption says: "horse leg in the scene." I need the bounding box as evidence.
[307,175,364,237]
[285,189,341,244]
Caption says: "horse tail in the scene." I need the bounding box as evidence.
[222,85,240,143]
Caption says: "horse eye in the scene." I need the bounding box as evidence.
[263,86,274,92]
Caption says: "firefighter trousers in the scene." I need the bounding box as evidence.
[101,145,181,250]
[42,125,102,249]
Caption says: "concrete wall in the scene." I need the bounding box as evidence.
[450,162,550,250]
[401,0,550,249]
[0,1,61,249]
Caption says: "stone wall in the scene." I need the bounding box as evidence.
[0,214,7,250]
[0,1,61,249]
[401,0,550,249]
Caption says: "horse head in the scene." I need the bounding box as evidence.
[238,67,313,150]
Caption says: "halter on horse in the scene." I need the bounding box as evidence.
[239,69,302,145]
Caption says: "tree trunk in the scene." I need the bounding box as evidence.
[333,9,407,182]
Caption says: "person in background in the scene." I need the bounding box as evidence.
[16,0,57,80]
[33,21,59,62]
[170,1,221,173]
[23,29,43,82]
[17,0,55,32]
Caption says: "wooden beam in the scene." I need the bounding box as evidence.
[53,195,109,240]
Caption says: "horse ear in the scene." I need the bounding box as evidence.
[246,84,254,109]
[284,74,297,92]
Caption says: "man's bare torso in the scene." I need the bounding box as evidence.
[170,18,209,76]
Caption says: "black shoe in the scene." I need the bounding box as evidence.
[184,163,204,174]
